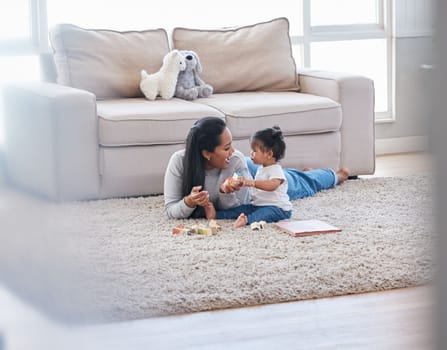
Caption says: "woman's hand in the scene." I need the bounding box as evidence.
[184,186,210,208]
[220,176,244,193]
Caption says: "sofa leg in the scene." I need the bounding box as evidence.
[348,175,359,180]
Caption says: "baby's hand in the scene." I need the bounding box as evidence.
[231,173,244,188]
[220,174,244,193]
[242,178,256,187]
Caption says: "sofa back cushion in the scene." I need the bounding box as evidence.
[49,24,170,99]
[172,17,299,94]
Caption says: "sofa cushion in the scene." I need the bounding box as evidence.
[193,92,342,139]
[172,17,299,94]
[97,98,225,146]
[49,24,170,99]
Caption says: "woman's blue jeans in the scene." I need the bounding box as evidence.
[245,157,337,201]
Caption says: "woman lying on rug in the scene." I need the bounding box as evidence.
[163,116,350,219]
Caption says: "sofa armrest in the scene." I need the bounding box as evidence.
[298,69,375,175]
[2,82,100,200]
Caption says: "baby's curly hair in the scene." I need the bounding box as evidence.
[250,125,286,161]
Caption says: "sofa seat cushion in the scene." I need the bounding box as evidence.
[193,92,342,139]
[97,98,225,146]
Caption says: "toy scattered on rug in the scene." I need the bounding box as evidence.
[140,49,186,101]
[250,221,267,231]
[208,219,222,234]
[172,219,222,235]
[174,50,213,100]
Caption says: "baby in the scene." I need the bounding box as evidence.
[205,125,293,228]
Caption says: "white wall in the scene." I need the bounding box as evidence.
[394,0,433,38]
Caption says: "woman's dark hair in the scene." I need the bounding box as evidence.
[182,116,227,198]
[251,125,286,161]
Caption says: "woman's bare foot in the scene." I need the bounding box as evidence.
[303,167,313,171]
[204,202,217,220]
[233,213,248,228]
[336,167,350,184]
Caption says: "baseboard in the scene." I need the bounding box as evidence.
[375,136,429,155]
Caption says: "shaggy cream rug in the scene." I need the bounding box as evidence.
[0,175,435,322]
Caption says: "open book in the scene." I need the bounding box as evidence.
[274,219,341,237]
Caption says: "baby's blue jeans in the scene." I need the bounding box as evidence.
[216,204,292,225]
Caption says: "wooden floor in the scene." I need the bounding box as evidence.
[0,152,435,350]
[364,151,433,178]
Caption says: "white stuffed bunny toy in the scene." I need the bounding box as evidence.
[174,50,213,100]
[140,50,186,101]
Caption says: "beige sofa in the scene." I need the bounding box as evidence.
[2,18,375,201]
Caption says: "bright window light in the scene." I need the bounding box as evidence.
[0,0,30,40]
[0,56,40,145]
[292,45,303,68]
[46,0,303,35]
[311,39,388,113]
[0,56,40,82]
[311,0,379,26]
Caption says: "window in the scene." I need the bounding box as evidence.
[0,0,46,144]
[0,0,48,55]
[311,0,380,26]
[0,1,31,41]
[311,39,389,113]
[290,0,393,120]
[294,0,391,119]
[46,0,303,35]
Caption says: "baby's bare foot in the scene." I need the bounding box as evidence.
[336,167,350,184]
[233,213,248,228]
[303,167,313,171]
[204,203,216,220]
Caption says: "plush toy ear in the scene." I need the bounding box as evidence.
[192,51,202,73]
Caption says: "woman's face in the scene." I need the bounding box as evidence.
[203,127,234,170]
